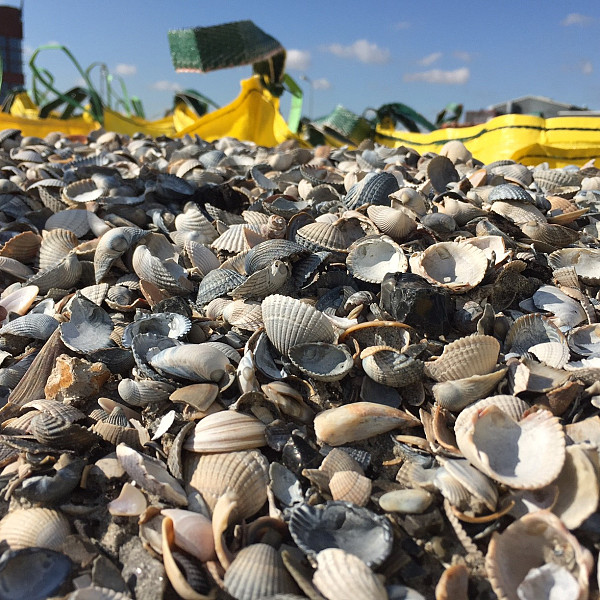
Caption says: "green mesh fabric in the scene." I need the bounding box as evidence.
[312,105,373,145]
[168,20,284,73]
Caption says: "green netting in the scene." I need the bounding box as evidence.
[311,105,374,145]
[168,20,284,73]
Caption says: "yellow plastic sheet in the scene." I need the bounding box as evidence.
[103,108,176,138]
[175,76,303,146]
[375,114,600,168]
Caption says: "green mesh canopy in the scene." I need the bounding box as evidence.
[168,20,284,73]
[311,105,374,145]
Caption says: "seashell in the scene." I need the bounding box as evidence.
[532,285,587,329]
[185,449,269,519]
[288,342,353,382]
[45,209,94,238]
[435,564,469,600]
[289,501,393,568]
[29,411,100,449]
[424,334,500,382]
[440,139,472,164]
[261,381,314,422]
[551,444,599,530]
[38,228,79,271]
[121,312,191,348]
[0,313,58,340]
[488,183,534,204]
[344,171,399,210]
[346,235,407,284]
[366,204,417,242]
[230,260,289,299]
[183,240,220,276]
[116,443,187,506]
[505,313,566,356]
[161,508,215,562]
[62,178,104,204]
[314,401,420,446]
[548,248,600,285]
[92,413,141,449]
[427,155,459,193]
[27,252,82,294]
[261,294,336,356]
[455,398,565,489]
[340,321,412,352]
[378,488,434,514]
[0,547,72,600]
[360,346,423,388]
[132,244,193,295]
[313,548,387,600]
[520,221,580,248]
[94,227,149,283]
[60,293,115,353]
[222,300,264,330]
[319,448,365,479]
[533,168,581,192]
[79,282,110,306]
[0,508,70,550]
[0,231,41,262]
[196,268,246,306]
[295,221,347,253]
[528,341,571,370]
[174,204,218,241]
[409,241,488,294]
[148,344,230,383]
[0,285,39,317]
[568,324,600,357]
[490,200,547,225]
[183,410,267,452]
[486,511,593,600]
[432,368,508,411]
[107,482,147,516]
[211,224,262,254]
[329,470,372,506]
[437,195,487,226]
[464,235,511,265]
[224,543,299,600]
[118,378,175,406]
[244,239,308,276]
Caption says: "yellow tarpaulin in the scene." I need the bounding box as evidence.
[103,108,176,138]
[375,113,600,168]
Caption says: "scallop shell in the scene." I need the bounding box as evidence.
[520,221,580,248]
[289,501,393,569]
[196,268,246,306]
[505,313,567,356]
[432,368,508,411]
[211,224,262,254]
[455,397,565,489]
[185,449,269,519]
[148,344,230,383]
[329,470,372,506]
[409,241,488,293]
[548,248,600,285]
[0,508,70,551]
[0,231,41,262]
[261,294,336,356]
[174,205,218,241]
[486,511,593,600]
[346,235,408,284]
[132,244,193,295]
[360,346,423,388]
[366,205,417,242]
[224,543,299,600]
[344,171,399,210]
[244,239,308,275]
[424,334,500,382]
[183,411,267,453]
[488,183,534,204]
[230,260,289,299]
[182,240,220,276]
[313,548,387,600]
[490,200,547,225]
[0,313,58,340]
[295,221,347,253]
[27,252,82,294]
[62,178,103,204]
[118,378,175,406]
[222,300,264,330]
[288,342,353,382]
[533,168,581,193]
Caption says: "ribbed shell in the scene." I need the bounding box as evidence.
[45,209,93,238]
[224,544,298,600]
[432,368,508,411]
[230,260,289,299]
[60,294,115,353]
[0,231,41,262]
[424,335,500,382]
[196,269,246,305]
[148,344,230,383]
[548,248,600,285]
[366,205,417,242]
[313,548,387,600]
[0,508,70,550]
[489,162,533,187]
[361,346,423,387]
[520,221,579,248]
[288,342,354,382]
[38,229,78,271]
[27,252,82,294]
[174,206,218,241]
[0,313,58,340]
[185,449,269,519]
[132,244,193,294]
[295,222,347,252]
[183,240,220,276]
[222,300,264,330]
[244,239,307,275]
[346,236,408,284]
[490,200,547,225]
[488,183,534,204]
[261,294,336,356]
[329,471,372,506]
[0,256,34,279]
[505,313,566,355]
[118,378,175,406]
[211,224,262,253]
[533,168,581,193]
[94,227,149,283]
[344,171,400,210]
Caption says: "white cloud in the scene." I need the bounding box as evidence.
[286,49,311,72]
[151,80,181,92]
[115,63,137,76]
[394,21,410,30]
[561,13,594,26]
[453,51,473,62]
[312,78,331,90]
[404,67,470,85]
[23,44,34,58]
[581,60,593,75]
[418,52,442,67]
[323,39,390,64]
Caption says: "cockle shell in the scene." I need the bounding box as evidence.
[196,268,246,305]
[486,510,593,600]
[346,235,408,284]
[360,346,423,388]
[118,378,175,406]
[132,244,193,294]
[295,221,347,253]
[0,508,70,550]
[520,221,580,248]
[0,231,41,262]
[548,248,600,285]
[366,204,417,242]
[230,260,289,299]
[454,396,565,489]
[261,294,336,356]
[288,342,353,382]
[314,401,420,446]
[432,368,508,411]
[424,334,500,382]
[94,227,149,283]
[39,228,78,271]
[313,548,387,600]
[27,252,82,294]
[329,470,372,506]
[0,313,58,340]
[409,241,488,293]
[148,344,230,383]
[505,314,566,356]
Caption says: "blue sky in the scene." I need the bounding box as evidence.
[10,0,600,122]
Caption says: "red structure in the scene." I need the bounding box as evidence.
[0,4,24,101]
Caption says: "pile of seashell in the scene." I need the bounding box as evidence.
[0,127,600,599]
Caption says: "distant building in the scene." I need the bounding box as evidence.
[0,4,24,102]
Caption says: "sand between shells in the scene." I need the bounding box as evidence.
[0,129,599,599]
